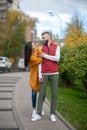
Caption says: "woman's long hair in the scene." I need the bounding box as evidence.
[24,41,32,67]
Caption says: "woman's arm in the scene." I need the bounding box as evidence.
[30,55,43,67]
[39,46,60,62]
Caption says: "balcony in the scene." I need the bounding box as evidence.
[0,12,6,18]
[0,0,7,4]
[8,0,13,3]
[0,5,7,11]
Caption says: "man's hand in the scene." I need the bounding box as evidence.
[38,53,45,58]
[39,76,44,82]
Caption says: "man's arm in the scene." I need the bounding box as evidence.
[38,63,42,77]
[40,46,60,62]
[38,63,43,82]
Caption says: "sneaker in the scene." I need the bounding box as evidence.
[31,114,41,121]
[42,109,44,116]
[50,114,56,122]
[32,110,37,118]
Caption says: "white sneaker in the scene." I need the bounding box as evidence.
[42,109,44,116]
[50,114,56,122]
[31,114,41,121]
[32,110,37,118]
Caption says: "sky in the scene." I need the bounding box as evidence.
[20,0,87,39]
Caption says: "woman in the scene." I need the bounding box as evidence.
[24,41,44,118]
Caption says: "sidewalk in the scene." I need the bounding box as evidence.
[14,72,76,130]
[0,72,76,130]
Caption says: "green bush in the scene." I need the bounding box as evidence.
[59,44,87,97]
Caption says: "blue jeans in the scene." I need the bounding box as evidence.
[32,89,46,108]
[32,90,37,108]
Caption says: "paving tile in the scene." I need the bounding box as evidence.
[0,92,12,100]
[0,100,12,111]
[0,87,13,92]
[0,81,16,83]
[0,111,19,130]
[0,84,14,87]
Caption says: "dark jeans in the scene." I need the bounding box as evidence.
[32,89,46,108]
[32,90,37,108]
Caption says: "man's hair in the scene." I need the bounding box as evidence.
[41,31,51,36]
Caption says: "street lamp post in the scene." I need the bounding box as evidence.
[49,12,62,39]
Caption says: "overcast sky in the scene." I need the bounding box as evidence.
[20,0,87,38]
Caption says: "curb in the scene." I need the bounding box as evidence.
[45,98,76,130]
[12,77,24,130]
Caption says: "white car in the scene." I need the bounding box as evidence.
[0,56,12,72]
[18,58,25,71]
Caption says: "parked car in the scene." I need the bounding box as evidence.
[0,56,12,72]
[18,58,25,71]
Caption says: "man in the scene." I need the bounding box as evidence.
[31,31,60,122]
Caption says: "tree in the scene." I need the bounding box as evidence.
[0,10,38,60]
[64,11,87,47]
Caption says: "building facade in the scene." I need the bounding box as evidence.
[0,0,37,43]
[8,0,19,10]
[0,0,19,22]
[0,0,8,22]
